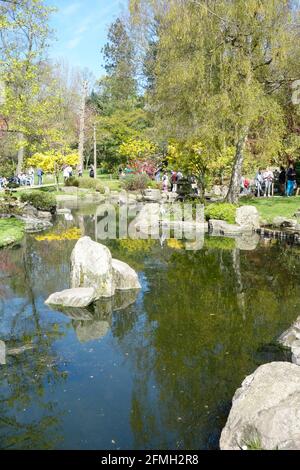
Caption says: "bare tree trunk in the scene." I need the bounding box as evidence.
[78,80,88,168]
[93,122,97,180]
[16,132,24,175]
[226,129,249,204]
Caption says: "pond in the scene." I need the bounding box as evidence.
[0,200,299,450]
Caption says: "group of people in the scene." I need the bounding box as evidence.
[254,164,298,198]
[0,167,37,190]
[160,170,184,192]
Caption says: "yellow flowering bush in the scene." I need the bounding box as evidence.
[27,150,79,186]
[35,227,82,242]
[166,239,184,250]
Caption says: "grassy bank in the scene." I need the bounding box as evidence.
[0,219,25,248]
[241,197,300,223]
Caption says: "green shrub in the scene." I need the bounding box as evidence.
[64,176,104,193]
[121,174,151,191]
[20,191,56,212]
[148,180,162,190]
[65,176,79,187]
[205,202,237,224]
[78,177,104,193]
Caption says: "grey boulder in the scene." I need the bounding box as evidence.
[70,237,115,299]
[112,259,141,290]
[220,362,300,450]
[236,206,260,231]
[45,288,96,308]
[278,316,300,365]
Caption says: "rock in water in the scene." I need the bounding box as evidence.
[236,206,260,231]
[220,362,300,450]
[209,219,242,236]
[70,237,115,299]
[0,341,6,365]
[112,259,141,290]
[45,288,96,308]
[278,316,300,365]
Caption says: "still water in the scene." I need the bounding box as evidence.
[0,202,299,450]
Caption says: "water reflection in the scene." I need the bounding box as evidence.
[1,202,300,449]
[50,291,139,343]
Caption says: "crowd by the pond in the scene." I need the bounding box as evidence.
[0,163,95,190]
[241,163,299,198]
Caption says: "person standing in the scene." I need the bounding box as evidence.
[28,167,35,186]
[255,169,264,197]
[171,171,177,192]
[162,172,169,192]
[37,168,43,186]
[78,164,83,177]
[89,165,95,178]
[63,166,70,182]
[263,168,274,197]
[279,166,286,196]
[286,163,296,197]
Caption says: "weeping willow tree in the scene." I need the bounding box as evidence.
[130,0,300,202]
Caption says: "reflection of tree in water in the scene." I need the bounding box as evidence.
[110,244,300,449]
[0,237,69,449]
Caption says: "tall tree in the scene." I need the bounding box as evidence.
[0,0,54,172]
[101,17,137,108]
[130,0,300,202]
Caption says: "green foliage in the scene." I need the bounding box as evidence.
[0,156,15,177]
[121,174,151,191]
[130,0,299,202]
[0,218,25,248]
[20,191,56,211]
[77,177,104,193]
[65,177,79,188]
[205,203,237,224]
[102,17,137,105]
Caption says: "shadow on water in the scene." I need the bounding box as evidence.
[1,201,300,449]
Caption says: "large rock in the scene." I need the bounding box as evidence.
[220,362,300,450]
[22,204,38,218]
[112,259,141,290]
[143,189,162,202]
[273,216,298,229]
[17,216,53,233]
[211,185,229,198]
[71,237,115,299]
[209,219,242,236]
[278,316,300,365]
[45,288,96,308]
[0,340,5,365]
[37,210,52,220]
[236,206,260,231]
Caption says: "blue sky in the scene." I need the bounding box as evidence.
[46,0,127,80]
